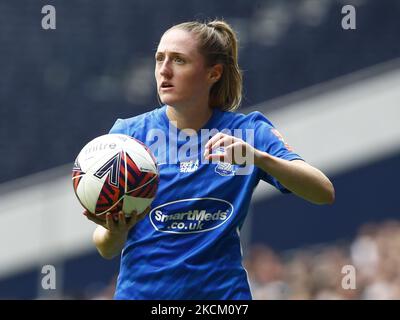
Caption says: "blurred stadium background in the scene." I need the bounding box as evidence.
[1,0,399,299]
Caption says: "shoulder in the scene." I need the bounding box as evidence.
[109,107,162,136]
[218,110,275,129]
[244,111,275,128]
[119,107,161,129]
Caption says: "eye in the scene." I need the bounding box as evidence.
[155,55,164,62]
[174,57,185,64]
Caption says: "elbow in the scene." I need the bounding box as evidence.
[98,249,118,260]
[322,181,335,205]
[327,187,335,205]
[94,242,119,260]
[92,231,119,260]
[310,181,335,205]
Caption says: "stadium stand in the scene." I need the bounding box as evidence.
[1,0,399,299]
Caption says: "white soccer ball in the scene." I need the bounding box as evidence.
[72,134,159,217]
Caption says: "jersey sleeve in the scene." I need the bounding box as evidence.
[251,112,304,193]
[109,118,128,135]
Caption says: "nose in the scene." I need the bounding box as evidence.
[158,60,172,79]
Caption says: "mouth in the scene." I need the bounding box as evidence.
[160,82,174,91]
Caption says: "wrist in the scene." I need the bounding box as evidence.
[254,149,279,176]
[107,228,128,241]
[254,149,268,168]
[97,226,127,245]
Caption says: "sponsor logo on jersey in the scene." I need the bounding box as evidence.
[215,162,235,176]
[213,147,236,176]
[149,198,234,234]
[179,159,199,173]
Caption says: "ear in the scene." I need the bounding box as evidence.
[208,64,223,84]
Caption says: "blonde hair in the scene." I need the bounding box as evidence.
[167,19,243,111]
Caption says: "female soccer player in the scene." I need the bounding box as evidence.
[85,20,335,299]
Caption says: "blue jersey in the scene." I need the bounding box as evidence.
[109,105,303,300]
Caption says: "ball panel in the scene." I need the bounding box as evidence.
[127,174,159,198]
[76,174,104,213]
[72,134,159,217]
[77,135,123,172]
[124,144,158,174]
[94,176,124,214]
[72,158,85,190]
[125,136,158,167]
[123,196,154,216]
[96,198,124,216]
[124,153,154,192]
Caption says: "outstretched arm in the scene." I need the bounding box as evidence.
[205,132,335,205]
[254,151,335,205]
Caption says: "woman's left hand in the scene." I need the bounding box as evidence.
[204,132,257,165]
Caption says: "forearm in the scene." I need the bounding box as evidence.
[254,150,335,205]
[93,226,128,259]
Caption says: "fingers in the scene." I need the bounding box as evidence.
[118,211,127,227]
[126,207,151,228]
[204,132,223,150]
[105,212,118,232]
[84,207,151,232]
[204,133,235,159]
[226,141,249,165]
[84,210,107,228]
[205,142,242,164]
[137,207,151,222]
[204,132,253,165]
[204,133,226,156]
[126,214,138,228]
[211,136,235,152]
[205,152,227,162]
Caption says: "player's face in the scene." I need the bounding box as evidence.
[155,29,214,109]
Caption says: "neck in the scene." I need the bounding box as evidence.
[166,104,213,132]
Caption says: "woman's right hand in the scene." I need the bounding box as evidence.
[86,208,151,259]
[84,208,150,235]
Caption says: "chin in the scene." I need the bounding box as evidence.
[159,95,181,106]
